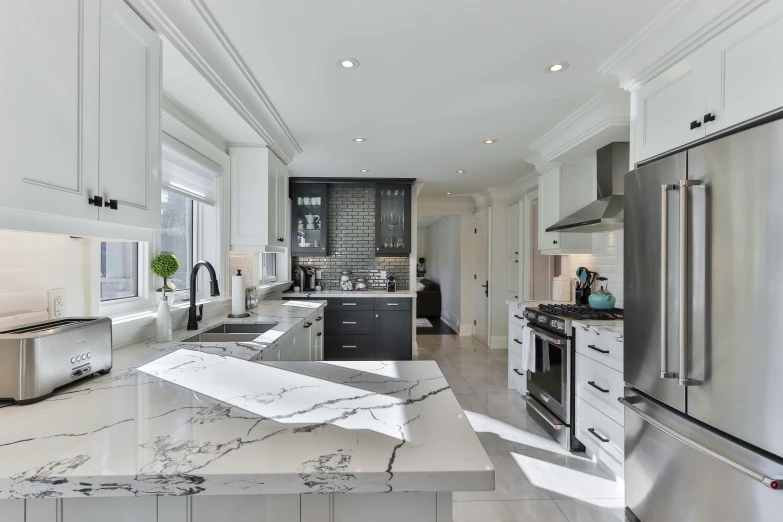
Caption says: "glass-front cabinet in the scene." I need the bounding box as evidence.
[375,183,412,256]
[290,183,328,255]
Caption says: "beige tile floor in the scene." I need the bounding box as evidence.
[415,333,629,522]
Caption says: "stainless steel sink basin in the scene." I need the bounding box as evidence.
[181,322,278,343]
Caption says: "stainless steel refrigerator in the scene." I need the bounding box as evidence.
[623,117,783,521]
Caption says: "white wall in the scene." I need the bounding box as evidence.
[559,230,624,307]
[424,216,461,329]
[417,227,427,265]
[0,231,87,328]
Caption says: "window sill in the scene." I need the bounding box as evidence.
[257,280,293,298]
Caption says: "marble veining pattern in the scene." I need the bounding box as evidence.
[573,319,624,340]
[0,301,493,499]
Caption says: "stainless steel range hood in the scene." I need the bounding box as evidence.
[546,142,629,233]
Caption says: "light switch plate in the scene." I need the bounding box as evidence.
[381,271,387,279]
[47,288,65,318]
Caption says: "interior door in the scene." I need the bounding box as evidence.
[98,0,161,228]
[624,152,687,412]
[474,209,490,346]
[686,119,783,458]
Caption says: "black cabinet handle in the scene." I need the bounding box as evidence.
[317,332,322,337]
[513,338,523,345]
[513,314,524,320]
[704,112,716,123]
[513,369,524,376]
[588,381,609,393]
[515,260,519,263]
[88,196,103,207]
[104,199,118,210]
[587,344,610,354]
[303,322,312,328]
[690,120,702,130]
[515,251,518,255]
[316,316,323,321]
[588,428,610,443]
[553,240,558,245]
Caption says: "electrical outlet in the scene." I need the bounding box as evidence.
[47,288,65,318]
[380,271,387,279]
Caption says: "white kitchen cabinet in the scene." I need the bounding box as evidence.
[191,495,299,522]
[507,202,520,258]
[507,258,520,295]
[230,147,288,252]
[0,0,161,234]
[64,497,157,522]
[537,165,593,255]
[634,0,783,163]
[97,0,162,229]
[312,313,325,361]
[633,49,707,162]
[0,500,24,522]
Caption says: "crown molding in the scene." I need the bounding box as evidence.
[129,0,299,164]
[599,0,769,92]
[507,171,540,198]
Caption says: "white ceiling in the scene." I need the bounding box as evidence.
[196,0,669,196]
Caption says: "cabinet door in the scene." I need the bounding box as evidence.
[276,162,289,244]
[634,51,707,162]
[507,258,520,294]
[538,168,561,250]
[375,183,411,256]
[267,153,281,243]
[0,501,23,522]
[374,311,412,360]
[192,495,299,522]
[63,497,157,522]
[98,0,161,228]
[704,1,783,134]
[0,0,99,220]
[291,183,328,255]
[230,147,274,249]
[507,202,520,258]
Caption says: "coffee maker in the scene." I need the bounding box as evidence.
[294,266,317,291]
[386,274,396,293]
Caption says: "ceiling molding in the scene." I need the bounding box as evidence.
[130,0,298,164]
[190,0,302,155]
[599,0,770,92]
[527,90,630,168]
[507,172,540,198]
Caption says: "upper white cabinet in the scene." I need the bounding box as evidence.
[634,0,783,162]
[538,165,593,255]
[98,0,162,229]
[507,202,520,258]
[229,147,289,252]
[0,0,161,233]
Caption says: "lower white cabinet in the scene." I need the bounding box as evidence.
[507,306,527,394]
[191,495,299,522]
[0,500,23,522]
[64,497,157,522]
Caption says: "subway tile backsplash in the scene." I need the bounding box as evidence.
[560,230,624,308]
[292,184,410,290]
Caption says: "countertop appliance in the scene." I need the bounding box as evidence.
[623,118,783,521]
[521,306,584,452]
[386,274,396,292]
[0,317,112,404]
[537,303,623,321]
[294,266,317,292]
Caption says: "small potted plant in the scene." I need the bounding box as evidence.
[151,254,179,342]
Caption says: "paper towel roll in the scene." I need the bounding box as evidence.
[232,270,246,316]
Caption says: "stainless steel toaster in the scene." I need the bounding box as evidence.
[0,317,112,404]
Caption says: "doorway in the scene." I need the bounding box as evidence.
[474,208,490,346]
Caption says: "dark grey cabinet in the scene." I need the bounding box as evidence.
[290,182,328,256]
[374,311,413,360]
[375,183,412,256]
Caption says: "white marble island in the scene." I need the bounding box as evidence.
[0,301,493,522]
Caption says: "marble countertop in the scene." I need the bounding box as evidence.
[285,289,415,298]
[573,319,624,340]
[0,301,492,499]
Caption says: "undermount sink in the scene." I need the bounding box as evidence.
[181,322,279,343]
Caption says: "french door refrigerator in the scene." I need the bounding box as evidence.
[623,118,783,521]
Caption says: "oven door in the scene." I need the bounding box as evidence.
[526,324,570,423]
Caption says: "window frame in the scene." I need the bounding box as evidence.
[96,110,231,319]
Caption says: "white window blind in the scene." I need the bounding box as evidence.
[162,133,222,206]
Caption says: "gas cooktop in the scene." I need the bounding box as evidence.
[537,304,623,321]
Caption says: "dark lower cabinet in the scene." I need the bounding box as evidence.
[325,335,374,360]
[374,311,413,360]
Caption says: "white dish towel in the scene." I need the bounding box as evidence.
[520,326,536,373]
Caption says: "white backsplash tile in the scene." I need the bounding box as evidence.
[560,230,624,307]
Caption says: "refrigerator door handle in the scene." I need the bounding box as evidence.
[620,397,783,490]
[678,180,703,386]
[661,184,679,379]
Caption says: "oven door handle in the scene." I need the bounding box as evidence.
[524,394,564,430]
[528,326,564,345]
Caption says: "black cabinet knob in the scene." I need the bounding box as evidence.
[704,113,716,123]
[553,240,558,245]
[104,199,118,210]
[690,120,702,130]
[88,196,103,207]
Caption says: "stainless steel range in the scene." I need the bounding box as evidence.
[520,306,584,452]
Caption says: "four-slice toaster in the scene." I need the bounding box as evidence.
[0,317,112,404]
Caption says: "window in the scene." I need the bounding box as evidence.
[261,253,277,284]
[100,242,139,301]
[161,189,194,291]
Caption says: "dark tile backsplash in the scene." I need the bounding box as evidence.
[292,184,410,290]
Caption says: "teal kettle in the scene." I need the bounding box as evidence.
[588,277,616,310]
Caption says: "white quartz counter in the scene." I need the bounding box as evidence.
[285,290,415,298]
[573,319,624,339]
[0,300,492,500]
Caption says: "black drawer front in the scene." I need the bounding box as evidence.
[324,298,375,311]
[375,298,411,311]
[325,311,375,335]
[325,335,374,360]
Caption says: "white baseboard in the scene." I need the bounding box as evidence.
[440,311,459,334]
[490,336,508,350]
[459,324,473,337]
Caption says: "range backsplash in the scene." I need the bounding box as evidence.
[292,184,410,290]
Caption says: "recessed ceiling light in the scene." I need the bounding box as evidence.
[456,170,465,174]
[446,192,452,195]
[547,62,569,73]
[353,137,366,143]
[360,169,369,173]
[483,139,496,144]
[338,58,359,69]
